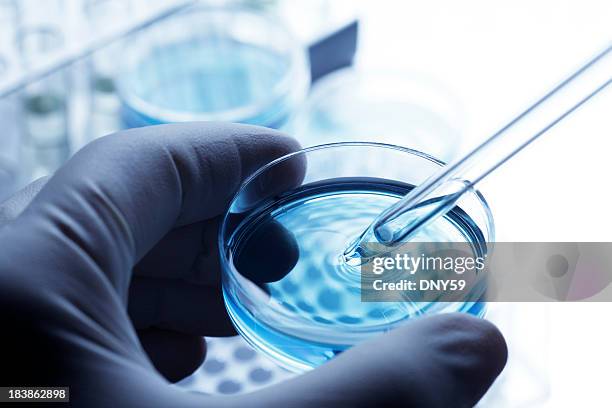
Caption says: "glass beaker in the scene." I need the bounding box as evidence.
[219,142,494,372]
[290,69,465,162]
[117,6,309,129]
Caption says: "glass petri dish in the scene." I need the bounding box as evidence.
[290,69,465,162]
[220,142,494,372]
[117,7,310,129]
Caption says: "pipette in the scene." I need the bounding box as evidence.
[344,43,612,265]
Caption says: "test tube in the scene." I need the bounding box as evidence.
[0,90,22,201]
[0,0,18,62]
[83,0,134,141]
[17,3,70,181]
[0,1,21,199]
[0,0,18,89]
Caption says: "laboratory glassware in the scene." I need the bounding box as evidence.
[220,142,494,372]
[117,7,310,129]
[291,68,464,162]
[83,0,134,140]
[344,44,612,263]
[0,0,196,98]
[0,0,19,199]
[17,22,71,180]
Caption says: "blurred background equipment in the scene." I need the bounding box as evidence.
[1,0,611,406]
[0,0,362,398]
[0,0,359,198]
[117,7,309,129]
[290,68,464,162]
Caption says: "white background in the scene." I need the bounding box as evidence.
[349,1,611,406]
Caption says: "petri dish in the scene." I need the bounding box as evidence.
[220,142,494,372]
[117,7,310,129]
[290,69,465,162]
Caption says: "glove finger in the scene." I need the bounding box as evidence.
[11,311,504,407]
[225,313,507,408]
[137,328,206,383]
[133,220,211,282]
[128,276,236,336]
[130,212,299,336]
[100,313,506,408]
[18,122,304,295]
[135,215,299,287]
[0,123,306,407]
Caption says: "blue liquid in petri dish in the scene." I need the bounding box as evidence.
[120,40,295,129]
[223,178,487,372]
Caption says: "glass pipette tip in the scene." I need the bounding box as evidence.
[344,43,612,265]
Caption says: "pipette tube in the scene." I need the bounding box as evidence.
[345,43,612,262]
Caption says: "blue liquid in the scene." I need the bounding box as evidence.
[120,40,294,129]
[223,178,486,372]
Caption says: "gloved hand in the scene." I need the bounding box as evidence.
[0,123,507,408]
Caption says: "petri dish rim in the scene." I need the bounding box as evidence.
[116,6,310,124]
[219,142,495,345]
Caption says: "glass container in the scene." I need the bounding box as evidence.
[117,6,309,129]
[220,142,494,372]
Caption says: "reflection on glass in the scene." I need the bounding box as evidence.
[221,143,493,372]
[117,7,309,129]
[18,26,69,180]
